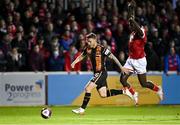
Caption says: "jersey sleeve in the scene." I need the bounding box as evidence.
[103,47,112,57]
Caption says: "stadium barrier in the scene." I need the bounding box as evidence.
[160,74,180,104]
[47,72,163,106]
[0,72,45,106]
[0,72,179,106]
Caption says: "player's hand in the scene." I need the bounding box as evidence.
[121,67,133,75]
[127,0,136,20]
[71,63,75,69]
[128,0,136,8]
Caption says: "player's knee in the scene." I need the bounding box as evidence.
[100,94,107,98]
[85,87,91,93]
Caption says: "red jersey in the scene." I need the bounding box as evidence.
[128,27,147,59]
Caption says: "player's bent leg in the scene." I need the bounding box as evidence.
[72,82,97,114]
[107,89,123,97]
[120,74,138,104]
[98,86,133,99]
[120,74,131,88]
[138,74,164,101]
[98,86,108,98]
[120,74,135,94]
[138,74,154,89]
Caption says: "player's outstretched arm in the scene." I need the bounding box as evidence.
[109,53,131,74]
[129,18,144,37]
[127,0,136,20]
[109,53,123,69]
[71,53,86,69]
[128,0,144,37]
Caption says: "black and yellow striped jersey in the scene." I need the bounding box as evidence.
[82,44,111,73]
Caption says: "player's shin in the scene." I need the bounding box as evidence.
[146,81,163,100]
[107,89,123,97]
[81,92,91,109]
[145,80,159,92]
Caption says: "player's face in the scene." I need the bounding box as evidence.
[86,38,96,48]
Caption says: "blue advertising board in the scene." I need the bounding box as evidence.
[48,74,92,105]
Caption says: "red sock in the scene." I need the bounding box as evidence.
[128,87,135,95]
[153,85,159,92]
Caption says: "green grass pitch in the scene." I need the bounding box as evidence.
[0,105,180,125]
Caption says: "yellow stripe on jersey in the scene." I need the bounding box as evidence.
[96,46,102,72]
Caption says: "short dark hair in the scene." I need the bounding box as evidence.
[86,32,97,39]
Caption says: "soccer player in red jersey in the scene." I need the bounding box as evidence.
[120,0,163,105]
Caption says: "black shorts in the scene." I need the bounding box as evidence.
[90,71,108,90]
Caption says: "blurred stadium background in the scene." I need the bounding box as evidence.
[0,0,180,125]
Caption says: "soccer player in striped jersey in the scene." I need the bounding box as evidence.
[71,33,133,114]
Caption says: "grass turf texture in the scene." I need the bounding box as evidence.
[0,105,180,125]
